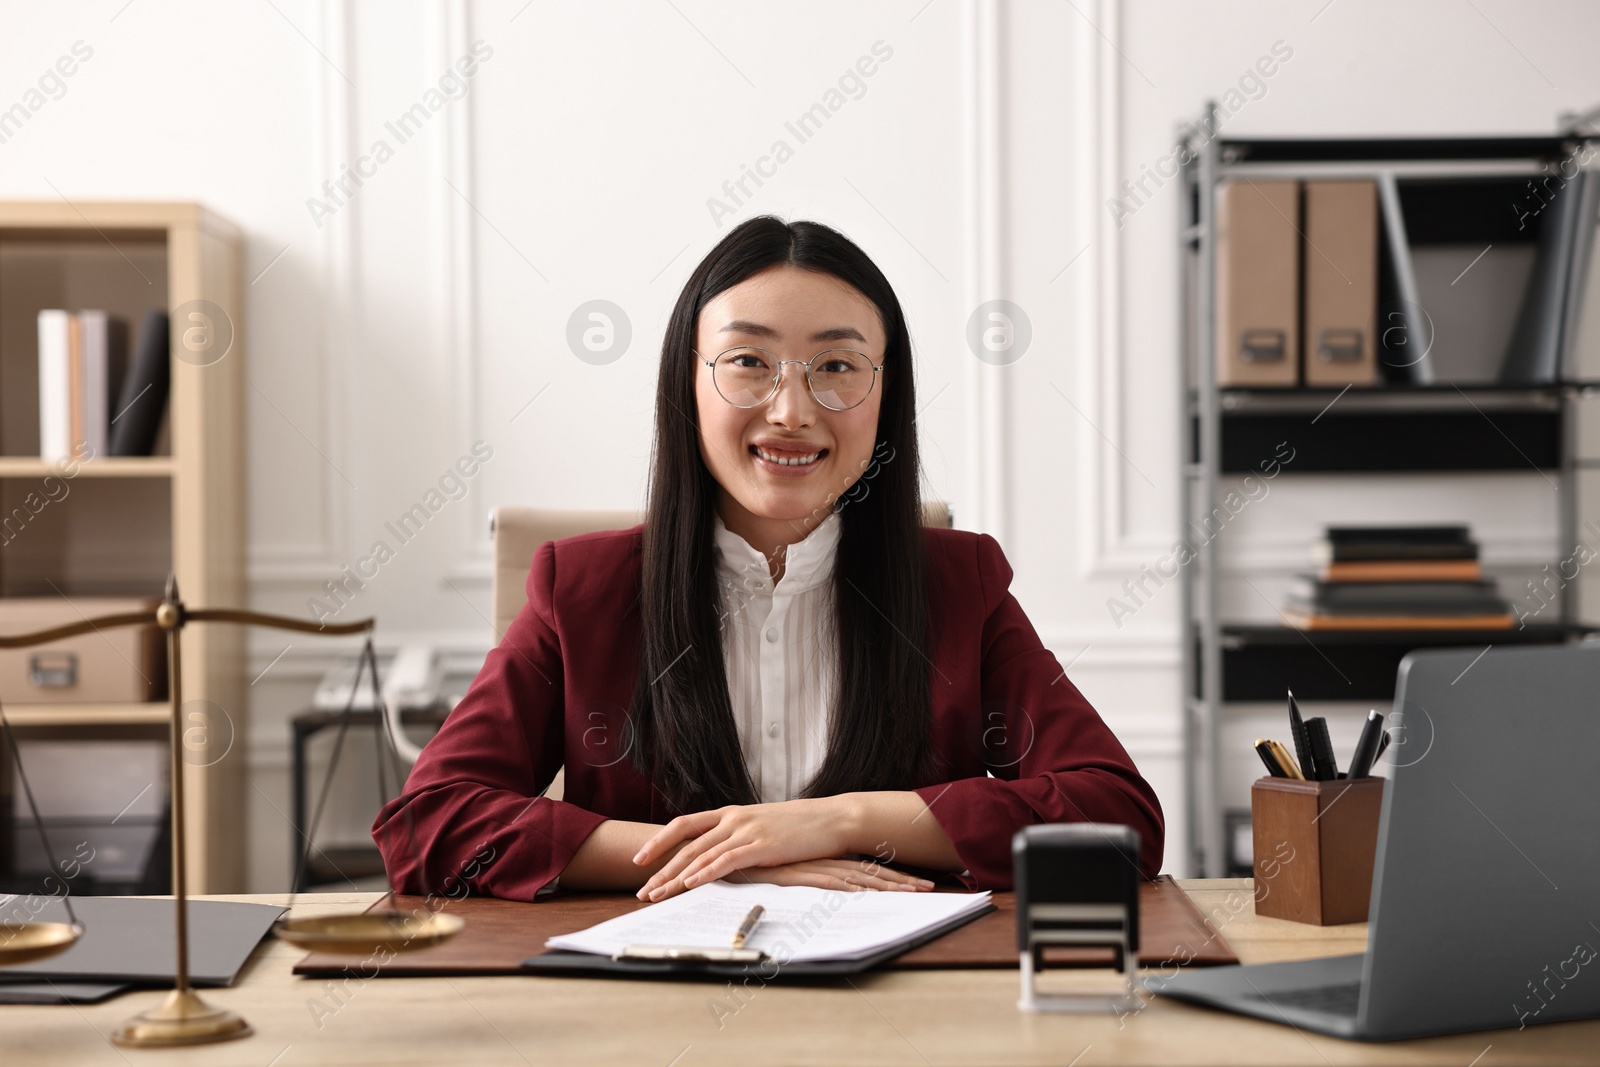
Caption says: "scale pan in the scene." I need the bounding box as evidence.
[0,921,83,966]
[272,909,464,954]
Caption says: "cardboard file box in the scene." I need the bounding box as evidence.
[1215,179,1301,386]
[1302,180,1379,387]
[1251,775,1385,926]
[0,597,165,704]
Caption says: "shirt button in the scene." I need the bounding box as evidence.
[765,628,779,643]
[768,722,780,738]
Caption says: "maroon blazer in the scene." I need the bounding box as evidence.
[373,525,1164,900]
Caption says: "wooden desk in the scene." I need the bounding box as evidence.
[2,879,1595,1065]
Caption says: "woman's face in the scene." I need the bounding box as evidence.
[694,264,886,540]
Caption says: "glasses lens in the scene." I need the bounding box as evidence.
[808,350,874,410]
[714,348,777,407]
[711,348,877,410]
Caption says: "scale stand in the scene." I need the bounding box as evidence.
[0,575,457,1047]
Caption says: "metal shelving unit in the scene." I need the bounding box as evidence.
[1177,103,1600,876]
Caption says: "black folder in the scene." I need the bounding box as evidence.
[0,896,284,986]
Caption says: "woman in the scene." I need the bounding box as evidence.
[373,217,1163,903]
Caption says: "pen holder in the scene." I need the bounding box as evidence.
[1250,776,1385,926]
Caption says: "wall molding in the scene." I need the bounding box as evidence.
[313,0,356,570]
[963,0,1008,544]
[1036,628,1182,669]
[246,628,488,675]
[437,0,495,574]
[1074,0,1174,580]
[246,0,354,583]
[250,0,500,591]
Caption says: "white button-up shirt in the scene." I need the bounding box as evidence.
[712,510,842,804]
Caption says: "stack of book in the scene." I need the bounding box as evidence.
[37,308,169,460]
[1281,525,1513,630]
[38,309,124,461]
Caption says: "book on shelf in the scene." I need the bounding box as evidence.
[36,308,133,462]
[1320,559,1483,582]
[1279,608,1516,631]
[1376,172,1436,385]
[1288,576,1507,615]
[36,309,72,461]
[1312,524,1479,564]
[1322,524,1473,545]
[78,311,129,459]
[66,313,82,457]
[108,309,170,458]
[1502,167,1591,385]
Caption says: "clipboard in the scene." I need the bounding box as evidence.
[520,901,997,981]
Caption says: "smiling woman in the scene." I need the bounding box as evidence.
[373,216,1164,903]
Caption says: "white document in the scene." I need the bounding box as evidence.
[545,880,991,963]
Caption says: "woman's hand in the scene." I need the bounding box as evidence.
[633,797,861,901]
[723,859,935,894]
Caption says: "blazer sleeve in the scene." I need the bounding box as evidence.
[911,533,1165,887]
[371,540,608,901]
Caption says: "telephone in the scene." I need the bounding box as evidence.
[311,643,443,714]
[311,644,442,766]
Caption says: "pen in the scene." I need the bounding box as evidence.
[1255,738,1287,777]
[1346,708,1385,779]
[1305,716,1338,780]
[731,904,764,948]
[1374,728,1391,765]
[1287,689,1317,781]
[1265,738,1304,780]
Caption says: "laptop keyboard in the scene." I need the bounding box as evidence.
[1246,981,1362,1016]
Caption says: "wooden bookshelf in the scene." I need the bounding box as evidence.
[0,200,245,893]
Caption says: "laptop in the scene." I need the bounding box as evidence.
[1147,642,1600,1041]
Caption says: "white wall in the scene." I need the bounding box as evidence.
[5,0,1598,888]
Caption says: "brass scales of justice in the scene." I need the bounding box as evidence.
[0,575,464,1047]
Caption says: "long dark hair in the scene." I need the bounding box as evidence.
[629,216,934,816]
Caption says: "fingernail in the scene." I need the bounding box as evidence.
[917,879,934,887]
[684,875,698,887]
[632,851,645,864]
[648,888,664,900]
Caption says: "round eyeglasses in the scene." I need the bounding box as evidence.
[699,347,884,411]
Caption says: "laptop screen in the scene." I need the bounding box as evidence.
[1360,642,1600,1038]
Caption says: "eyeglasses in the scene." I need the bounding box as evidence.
[698,346,884,411]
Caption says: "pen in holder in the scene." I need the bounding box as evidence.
[1251,776,1385,926]
[1013,824,1140,1013]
